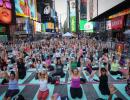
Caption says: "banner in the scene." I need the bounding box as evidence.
[41,23,46,32]
[111,16,124,30]
[106,20,112,30]
[15,0,37,20]
[70,0,76,32]
[70,16,76,32]
[48,22,54,29]
[34,21,41,32]
[0,0,12,24]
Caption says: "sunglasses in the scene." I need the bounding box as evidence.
[0,0,12,9]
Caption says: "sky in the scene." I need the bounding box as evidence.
[55,0,67,25]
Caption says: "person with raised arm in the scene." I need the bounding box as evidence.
[37,71,49,100]
[69,65,83,99]
[98,64,116,98]
[3,64,19,100]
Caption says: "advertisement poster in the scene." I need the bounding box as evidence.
[106,20,112,30]
[15,0,37,20]
[16,18,33,34]
[41,2,51,22]
[80,0,87,19]
[41,23,46,32]
[80,20,87,30]
[70,16,76,32]
[0,0,12,24]
[34,21,41,32]
[111,16,124,30]
[84,22,94,32]
[70,0,76,32]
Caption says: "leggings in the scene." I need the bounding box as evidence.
[70,87,83,99]
[110,71,123,76]
[52,72,65,78]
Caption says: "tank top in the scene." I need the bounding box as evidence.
[8,79,19,90]
[39,80,48,91]
[71,77,80,88]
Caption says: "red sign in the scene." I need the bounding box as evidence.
[111,16,124,30]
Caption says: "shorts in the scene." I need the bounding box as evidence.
[37,89,49,100]
[5,89,19,98]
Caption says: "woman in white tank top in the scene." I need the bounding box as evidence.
[37,71,49,100]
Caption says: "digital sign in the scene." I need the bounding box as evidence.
[80,0,87,19]
[0,0,12,24]
[14,0,37,20]
[70,0,76,32]
[16,18,33,34]
[34,21,41,32]
[70,16,76,32]
[80,19,94,32]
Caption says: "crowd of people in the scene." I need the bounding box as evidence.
[0,37,130,100]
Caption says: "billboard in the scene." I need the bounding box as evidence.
[14,0,37,20]
[80,20,87,30]
[80,19,93,32]
[70,0,76,32]
[41,23,46,32]
[111,16,124,30]
[106,20,112,30]
[70,16,76,32]
[80,0,87,19]
[16,18,33,34]
[0,0,12,24]
[41,2,51,22]
[34,21,41,32]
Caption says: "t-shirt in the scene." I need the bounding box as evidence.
[71,62,77,69]
[111,62,119,72]
[56,64,64,74]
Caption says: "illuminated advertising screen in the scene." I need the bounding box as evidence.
[80,20,87,30]
[41,23,46,32]
[16,18,33,34]
[70,16,76,32]
[14,0,37,20]
[80,19,94,32]
[34,21,41,32]
[48,22,54,29]
[80,0,87,19]
[0,0,12,24]
[41,2,51,22]
[70,0,76,32]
